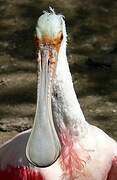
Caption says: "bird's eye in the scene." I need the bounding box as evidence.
[60,32,63,41]
[57,31,63,43]
[35,35,40,48]
[53,32,63,45]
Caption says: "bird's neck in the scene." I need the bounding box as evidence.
[52,41,89,138]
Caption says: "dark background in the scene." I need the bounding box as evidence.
[0,0,117,143]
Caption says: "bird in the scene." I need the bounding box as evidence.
[0,7,117,180]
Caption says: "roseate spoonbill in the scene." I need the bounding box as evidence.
[0,8,117,180]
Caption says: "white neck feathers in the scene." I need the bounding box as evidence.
[52,21,88,138]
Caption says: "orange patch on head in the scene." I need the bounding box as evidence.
[53,31,63,52]
[35,31,63,53]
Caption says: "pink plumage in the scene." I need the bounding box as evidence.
[0,166,44,180]
[107,156,117,180]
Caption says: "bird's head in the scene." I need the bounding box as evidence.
[35,8,66,81]
[26,8,66,168]
[36,9,64,51]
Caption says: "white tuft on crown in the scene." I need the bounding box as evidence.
[36,7,65,39]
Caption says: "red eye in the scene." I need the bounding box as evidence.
[34,35,40,48]
[60,33,63,41]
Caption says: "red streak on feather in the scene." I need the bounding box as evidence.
[0,166,44,180]
[59,129,91,179]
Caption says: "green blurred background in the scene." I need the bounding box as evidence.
[0,0,117,143]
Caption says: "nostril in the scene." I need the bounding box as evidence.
[49,57,56,64]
